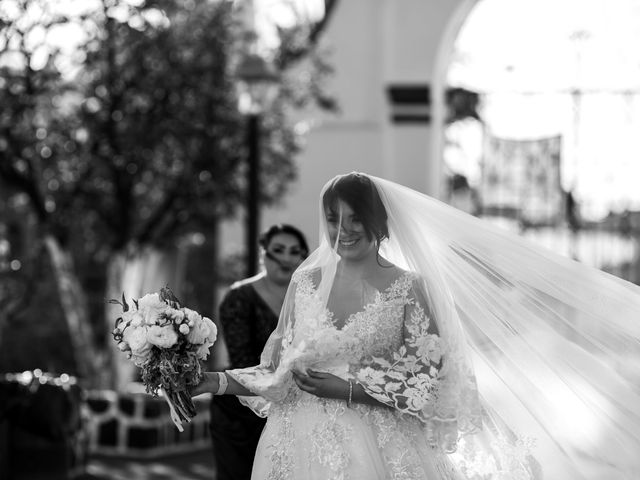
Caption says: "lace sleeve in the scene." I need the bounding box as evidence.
[355,282,444,418]
[225,277,301,416]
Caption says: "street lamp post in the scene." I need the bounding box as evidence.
[236,53,279,276]
[246,112,260,277]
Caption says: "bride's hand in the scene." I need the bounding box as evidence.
[189,371,219,397]
[292,369,348,400]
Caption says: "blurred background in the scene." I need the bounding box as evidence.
[1,0,639,478]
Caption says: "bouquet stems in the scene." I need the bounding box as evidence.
[161,387,196,432]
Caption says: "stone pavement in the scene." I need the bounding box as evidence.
[79,447,216,480]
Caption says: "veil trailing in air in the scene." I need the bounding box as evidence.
[230,173,640,479]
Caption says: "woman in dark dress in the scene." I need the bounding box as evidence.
[209,224,308,480]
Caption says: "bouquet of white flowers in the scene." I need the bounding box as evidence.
[110,287,216,431]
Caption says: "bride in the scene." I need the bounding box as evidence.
[192,172,640,479]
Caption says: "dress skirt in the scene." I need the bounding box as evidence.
[250,390,452,480]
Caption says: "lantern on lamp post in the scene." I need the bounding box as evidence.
[236,52,279,276]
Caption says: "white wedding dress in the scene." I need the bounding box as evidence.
[230,269,474,480]
[226,172,640,480]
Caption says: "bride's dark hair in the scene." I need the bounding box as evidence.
[322,172,389,244]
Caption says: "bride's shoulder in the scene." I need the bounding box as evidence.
[372,265,415,295]
[386,268,424,297]
[393,268,420,290]
[385,266,417,283]
[292,267,321,288]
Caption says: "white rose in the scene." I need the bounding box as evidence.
[147,324,179,349]
[179,323,190,335]
[130,312,144,327]
[137,293,167,325]
[167,308,185,324]
[185,310,208,344]
[185,308,200,324]
[122,325,152,359]
[203,317,217,343]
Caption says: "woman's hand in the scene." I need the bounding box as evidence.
[189,371,219,397]
[292,369,349,400]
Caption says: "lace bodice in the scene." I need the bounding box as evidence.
[284,269,415,369]
[229,267,445,415]
[228,269,460,480]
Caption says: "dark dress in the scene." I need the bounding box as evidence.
[209,280,279,480]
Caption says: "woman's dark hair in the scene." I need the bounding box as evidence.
[322,172,389,244]
[258,223,309,257]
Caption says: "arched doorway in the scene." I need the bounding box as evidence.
[431,0,479,199]
[432,0,640,283]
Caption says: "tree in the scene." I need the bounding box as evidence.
[0,0,338,388]
[78,0,337,387]
[0,0,101,382]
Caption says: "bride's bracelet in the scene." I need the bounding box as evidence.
[347,379,353,408]
[215,372,228,395]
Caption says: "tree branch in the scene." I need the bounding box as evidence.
[134,181,182,246]
[279,0,340,69]
[0,155,48,223]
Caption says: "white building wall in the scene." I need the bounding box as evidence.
[221,0,468,253]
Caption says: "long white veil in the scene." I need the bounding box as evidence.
[375,174,640,478]
[230,173,640,479]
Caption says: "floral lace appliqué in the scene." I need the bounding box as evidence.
[309,402,352,480]
[354,280,445,419]
[247,270,481,479]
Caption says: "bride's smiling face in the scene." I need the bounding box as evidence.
[325,200,376,261]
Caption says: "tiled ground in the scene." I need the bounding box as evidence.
[79,448,216,480]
